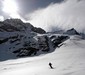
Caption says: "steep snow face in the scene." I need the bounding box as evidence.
[0,31,69,61]
[0,35,85,75]
[0,19,48,61]
[0,19,70,61]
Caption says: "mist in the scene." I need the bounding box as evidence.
[27,0,85,33]
[0,16,4,21]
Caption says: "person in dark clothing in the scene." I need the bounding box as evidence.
[49,62,53,69]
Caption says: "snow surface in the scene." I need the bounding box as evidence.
[0,36,85,75]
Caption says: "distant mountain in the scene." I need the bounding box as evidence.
[64,28,80,35]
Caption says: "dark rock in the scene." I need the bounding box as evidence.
[64,28,80,35]
[31,27,46,34]
[0,19,46,33]
[50,35,69,48]
[0,38,9,44]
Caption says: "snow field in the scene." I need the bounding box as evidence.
[0,36,85,75]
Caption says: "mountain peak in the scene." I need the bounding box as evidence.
[64,28,80,35]
[4,19,23,23]
[0,18,46,33]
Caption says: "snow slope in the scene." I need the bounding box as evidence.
[0,35,85,75]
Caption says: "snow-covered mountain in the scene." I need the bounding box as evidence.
[0,19,85,75]
[0,19,69,61]
[0,19,85,62]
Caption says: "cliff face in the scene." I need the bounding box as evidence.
[0,19,69,61]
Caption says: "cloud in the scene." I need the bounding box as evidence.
[27,0,85,33]
[0,0,25,22]
[0,16,4,21]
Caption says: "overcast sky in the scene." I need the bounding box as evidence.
[0,0,63,20]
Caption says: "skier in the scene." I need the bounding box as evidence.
[49,62,53,69]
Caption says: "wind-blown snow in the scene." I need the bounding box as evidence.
[0,35,85,75]
[28,0,85,33]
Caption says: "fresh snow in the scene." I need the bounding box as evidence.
[0,35,85,75]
